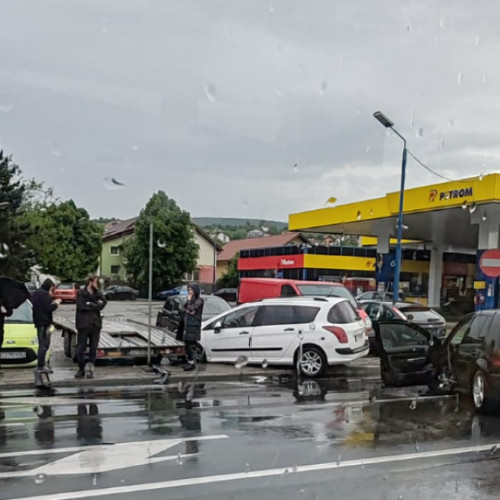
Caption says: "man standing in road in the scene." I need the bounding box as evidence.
[0,292,12,377]
[31,279,62,374]
[75,276,107,379]
[182,282,204,371]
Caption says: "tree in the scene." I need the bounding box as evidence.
[217,253,239,288]
[0,151,35,280]
[124,191,199,292]
[21,200,103,281]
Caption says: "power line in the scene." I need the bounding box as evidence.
[406,149,481,184]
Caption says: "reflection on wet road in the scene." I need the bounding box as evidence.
[1,376,500,499]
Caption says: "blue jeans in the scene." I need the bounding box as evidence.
[36,326,51,368]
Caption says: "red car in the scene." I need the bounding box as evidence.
[53,283,79,303]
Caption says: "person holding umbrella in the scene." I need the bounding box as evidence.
[0,277,31,376]
[31,279,62,374]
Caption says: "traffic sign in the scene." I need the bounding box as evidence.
[479,249,500,277]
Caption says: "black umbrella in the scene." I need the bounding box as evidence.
[0,277,31,311]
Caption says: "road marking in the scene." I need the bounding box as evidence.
[0,397,124,406]
[0,435,228,463]
[4,441,500,500]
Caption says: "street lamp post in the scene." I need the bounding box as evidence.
[147,222,153,365]
[373,111,407,302]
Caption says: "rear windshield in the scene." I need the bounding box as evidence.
[58,284,73,290]
[5,301,33,324]
[327,301,359,324]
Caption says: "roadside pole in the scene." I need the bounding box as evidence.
[147,222,153,365]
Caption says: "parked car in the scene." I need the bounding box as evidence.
[237,278,372,336]
[1,300,49,368]
[393,302,446,339]
[53,283,79,303]
[156,294,232,331]
[103,285,139,301]
[356,291,406,301]
[194,297,369,377]
[214,287,238,304]
[372,309,500,413]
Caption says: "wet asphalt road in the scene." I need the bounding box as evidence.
[1,374,500,500]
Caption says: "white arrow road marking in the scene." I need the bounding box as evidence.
[0,435,228,478]
[3,441,500,500]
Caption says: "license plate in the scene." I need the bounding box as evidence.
[0,351,26,359]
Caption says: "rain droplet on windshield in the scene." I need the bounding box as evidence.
[100,20,109,33]
[104,177,125,190]
[415,441,419,452]
[482,73,488,85]
[93,474,97,486]
[479,171,484,181]
[469,202,477,214]
[409,398,417,410]
[282,468,289,476]
[474,35,481,47]
[366,145,372,153]
[178,381,185,393]
[457,72,463,85]
[448,118,455,127]
[320,81,328,95]
[50,147,63,157]
[292,465,298,473]
[356,211,362,220]
[157,238,167,248]
[0,243,9,259]
[410,110,415,128]
[416,128,424,138]
[0,97,13,113]
[186,385,195,401]
[205,83,217,102]
[490,445,498,456]
[34,474,46,485]
[461,200,468,209]
[439,136,446,150]
[337,454,342,465]
[242,199,250,209]
[245,463,251,472]
[177,452,183,465]
[131,145,139,152]
[293,162,299,173]
[268,2,275,14]
[262,358,269,369]
[235,355,248,370]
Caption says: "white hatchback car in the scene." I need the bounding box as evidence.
[194,297,369,377]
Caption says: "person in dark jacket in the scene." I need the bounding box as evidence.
[31,279,61,374]
[181,282,204,371]
[75,276,107,379]
[0,291,13,376]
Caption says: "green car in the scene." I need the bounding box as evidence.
[1,301,50,368]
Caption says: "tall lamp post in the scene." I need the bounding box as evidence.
[373,111,407,302]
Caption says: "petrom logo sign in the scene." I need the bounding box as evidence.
[429,187,473,202]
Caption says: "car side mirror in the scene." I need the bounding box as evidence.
[214,321,222,333]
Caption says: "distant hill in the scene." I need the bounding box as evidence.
[192,217,288,230]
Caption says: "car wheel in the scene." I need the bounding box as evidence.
[472,371,497,414]
[297,346,326,378]
[192,343,206,363]
[63,330,72,358]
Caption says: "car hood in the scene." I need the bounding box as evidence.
[4,323,38,341]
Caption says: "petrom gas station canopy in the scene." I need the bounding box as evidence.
[288,174,500,309]
[289,174,500,251]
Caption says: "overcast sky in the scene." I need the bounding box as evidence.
[0,0,498,222]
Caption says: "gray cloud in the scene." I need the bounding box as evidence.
[0,0,499,222]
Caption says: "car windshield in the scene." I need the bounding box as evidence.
[58,284,73,290]
[5,301,33,324]
[297,284,357,307]
[203,298,231,315]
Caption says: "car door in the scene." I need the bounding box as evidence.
[449,313,492,391]
[374,320,432,386]
[249,305,302,363]
[203,306,259,362]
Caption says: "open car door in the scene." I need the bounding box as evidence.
[373,320,433,387]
